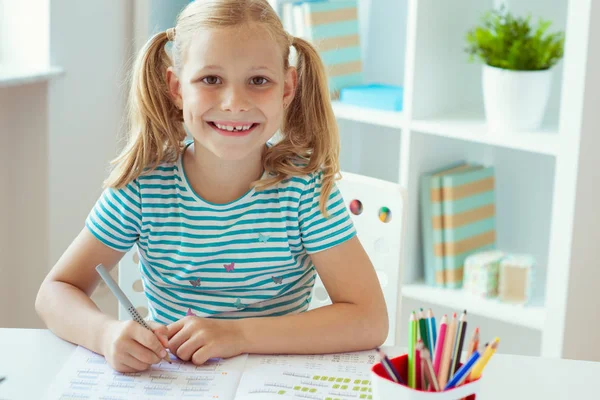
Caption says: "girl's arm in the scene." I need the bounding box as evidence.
[35,228,125,354]
[238,236,389,354]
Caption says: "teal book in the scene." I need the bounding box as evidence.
[293,0,363,95]
[420,162,476,287]
[441,166,497,289]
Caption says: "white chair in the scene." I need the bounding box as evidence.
[308,172,406,346]
[118,245,147,321]
[119,172,406,345]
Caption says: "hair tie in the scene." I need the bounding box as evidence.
[166,27,176,42]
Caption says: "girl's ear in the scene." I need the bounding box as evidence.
[167,66,183,109]
[283,66,297,108]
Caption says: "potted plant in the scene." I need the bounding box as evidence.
[465,7,565,132]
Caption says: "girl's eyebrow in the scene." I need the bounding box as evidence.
[197,65,224,72]
[249,66,276,74]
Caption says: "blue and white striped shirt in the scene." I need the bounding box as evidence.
[86,143,355,323]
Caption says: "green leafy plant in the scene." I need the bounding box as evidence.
[465,7,565,71]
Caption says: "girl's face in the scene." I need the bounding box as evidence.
[167,23,296,161]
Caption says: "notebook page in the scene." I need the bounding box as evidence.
[234,350,377,399]
[43,346,247,400]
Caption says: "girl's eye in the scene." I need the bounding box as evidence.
[250,77,269,85]
[202,76,221,85]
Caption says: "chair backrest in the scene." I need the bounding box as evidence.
[118,246,147,321]
[308,172,406,346]
[118,172,406,345]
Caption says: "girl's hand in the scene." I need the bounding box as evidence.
[166,316,246,365]
[102,319,169,373]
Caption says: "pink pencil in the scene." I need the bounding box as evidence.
[433,314,447,377]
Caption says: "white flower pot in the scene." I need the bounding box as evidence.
[482,64,553,132]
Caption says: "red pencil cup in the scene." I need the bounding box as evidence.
[371,354,482,399]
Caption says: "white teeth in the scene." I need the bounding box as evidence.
[213,123,254,132]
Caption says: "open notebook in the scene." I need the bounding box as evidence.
[44,346,377,399]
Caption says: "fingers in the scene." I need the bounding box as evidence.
[166,319,185,339]
[192,345,215,365]
[121,353,152,371]
[175,335,206,362]
[145,320,170,346]
[168,326,191,356]
[128,322,168,360]
[127,339,162,365]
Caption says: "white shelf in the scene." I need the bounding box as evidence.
[411,109,562,156]
[401,282,546,331]
[332,101,405,129]
[0,65,64,88]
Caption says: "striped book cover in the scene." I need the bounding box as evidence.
[440,166,497,289]
[293,0,363,95]
[420,163,479,287]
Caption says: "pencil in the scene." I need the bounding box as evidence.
[418,308,429,351]
[445,351,481,390]
[375,347,404,384]
[416,339,424,390]
[433,314,447,374]
[438,312,457,389]
[95,264,172,364]
[408,312,417,388]
[469,337,499,380]
[449,310,467,380]
[427,308,437,354]
[419,345,440,392]
[466,327,480,360]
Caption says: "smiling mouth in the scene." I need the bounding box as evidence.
[207,121,260,136]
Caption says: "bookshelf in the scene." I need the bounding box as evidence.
[298,0,600,359]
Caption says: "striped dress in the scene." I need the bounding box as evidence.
[86,144,356,324]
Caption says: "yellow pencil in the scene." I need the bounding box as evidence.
[438,312,457,389]
[469,337,499,380]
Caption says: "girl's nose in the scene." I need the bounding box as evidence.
[221,86,251,113]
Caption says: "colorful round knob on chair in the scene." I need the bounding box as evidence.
[349,199,363,215]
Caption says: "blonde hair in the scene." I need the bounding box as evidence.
[106,0,340,215]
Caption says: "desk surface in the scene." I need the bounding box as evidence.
[1,328,598,399]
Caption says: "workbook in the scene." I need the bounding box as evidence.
[43,346,377,399]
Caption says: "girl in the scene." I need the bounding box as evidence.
[36,0,387,373]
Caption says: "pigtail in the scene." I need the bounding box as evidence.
[263,36,340,217]
[105,30,186,188]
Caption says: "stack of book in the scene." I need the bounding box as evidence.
[420,162,497,289]
[281,0,363,96]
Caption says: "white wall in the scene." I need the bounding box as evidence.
[48,0,133,266]
[0,0,133,327]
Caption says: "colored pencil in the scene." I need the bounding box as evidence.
[416,339,424,390]
[427,308,437,354]
[445,351,481,390]
[419,345,440,392]
[418,308,429,351]
[449,310,468,380]
[466,327,480,360]
[408,312,418,388]
[438,312,457,389]
[469,337,499,380]
[375,347,404,384]
[433,314,447,374]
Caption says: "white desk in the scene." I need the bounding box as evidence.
[1,328,598,399]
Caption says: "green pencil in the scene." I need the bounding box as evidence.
[418,308,430,352]
[409,312,417,388]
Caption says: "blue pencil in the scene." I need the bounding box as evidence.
[444,350,480,390]
[427,308,437,356]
